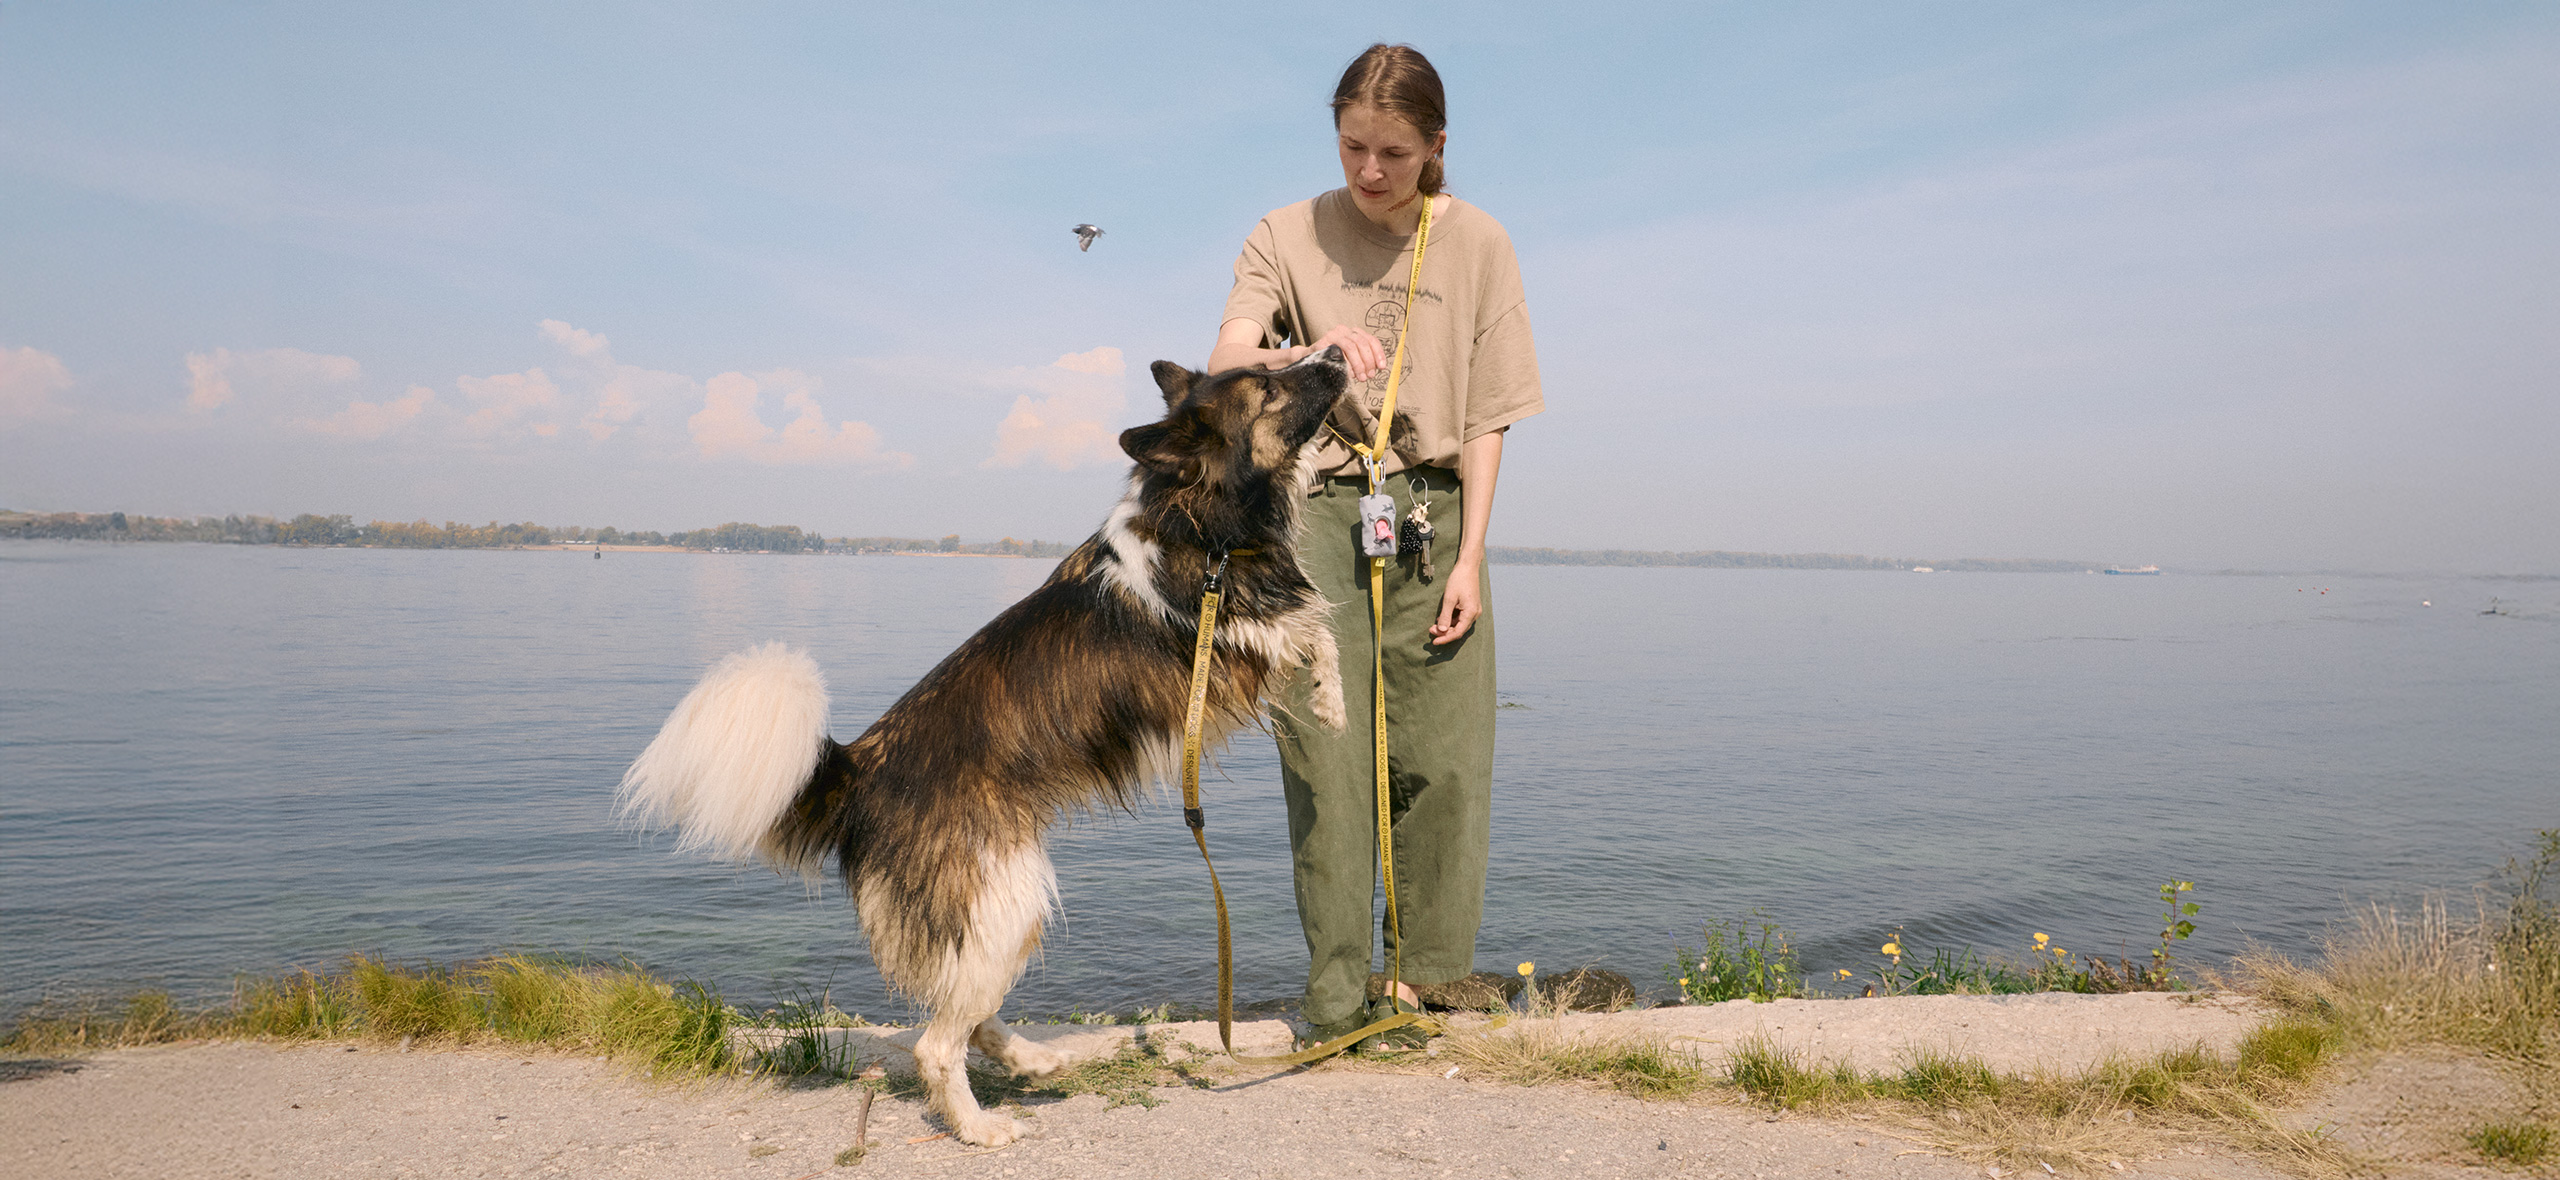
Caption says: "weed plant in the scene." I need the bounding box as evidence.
[1827,882,2205,999]
[1667,917,1807,1003]
[741,983,873,1079]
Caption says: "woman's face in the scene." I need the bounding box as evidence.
[1336,103,1443,224]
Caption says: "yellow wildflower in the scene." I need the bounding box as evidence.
[1881,942,1900,957]
[1835,968,1852,980]
[2033,932,2049,946]
[1517,962,1534,977]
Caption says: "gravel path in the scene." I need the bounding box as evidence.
[0,994,2304,1180]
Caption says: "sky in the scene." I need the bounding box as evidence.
[2,2,2554,572]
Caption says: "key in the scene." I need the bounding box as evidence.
[1400,501,1437,582]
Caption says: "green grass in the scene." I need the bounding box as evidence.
[1441,1018,1714,1099]
[2467,1121,2552,1167]
[1716,1024,2345,1173]
[2,954,737,1077]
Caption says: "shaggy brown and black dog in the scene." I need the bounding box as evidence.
[619,348,1354,1145]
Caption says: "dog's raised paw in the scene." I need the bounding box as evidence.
[954,1112,1027,1147]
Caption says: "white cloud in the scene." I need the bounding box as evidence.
[536,319,674,441]
[687,370,909,467]
[1050,345,1125,376]
[183,347,363,413]
[457,368,561,436]
[0,346,76,427]
[294,385,438,439]
[583,374,644,440]
[983,346,1132,470]
[539,318,612,359]
[184,351,233,410]
[128,323,917,468]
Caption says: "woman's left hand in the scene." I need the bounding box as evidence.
[1429,556,1482,645]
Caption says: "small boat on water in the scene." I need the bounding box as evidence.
[2103,565,2162,576]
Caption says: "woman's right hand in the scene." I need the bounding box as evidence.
[1209,320,1387,382]
[1297,324,1388,384]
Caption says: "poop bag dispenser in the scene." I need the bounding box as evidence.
[1357,493,1400,557]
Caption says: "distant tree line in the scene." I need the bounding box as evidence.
[1487,546,2100,573]
[0,510,1073,557]
[9,510,2093,568]
[832,534,1077,557]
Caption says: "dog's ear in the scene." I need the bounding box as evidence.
[1119,419,1197,478]
[1150,361,1196,409]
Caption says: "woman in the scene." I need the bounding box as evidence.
[1208,43,1543,1048]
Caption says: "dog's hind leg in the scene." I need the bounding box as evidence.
[906,841,1061,1147]
[913,1009,1017,1146]
[963,842,1069,1077]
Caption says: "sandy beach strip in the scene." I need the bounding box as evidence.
[2,992,2299,1180]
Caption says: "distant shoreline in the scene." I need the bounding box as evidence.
[5,528,2109,571]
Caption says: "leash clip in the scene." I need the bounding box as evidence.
[1204,551,1232,595]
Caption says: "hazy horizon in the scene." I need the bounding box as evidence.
[5,3,2554,573]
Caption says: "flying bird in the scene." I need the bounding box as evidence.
[1072,224,1104,252]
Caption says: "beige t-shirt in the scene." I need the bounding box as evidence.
[1222,189,1543,479]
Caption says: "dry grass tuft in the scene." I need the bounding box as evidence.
[1714,1027,2352,1175]
[2237,832,2560,1070]
[2,955,737,1077]
[1438,1016,1713,1099]
[0,990,212,1055]
[2466,1120,2553,1167]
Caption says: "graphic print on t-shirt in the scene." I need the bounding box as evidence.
[1359,298,1415,409]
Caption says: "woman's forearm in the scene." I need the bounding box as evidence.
[1206,341,1302,373]
[1209,317,1321,375]
[1453,428,1504,565]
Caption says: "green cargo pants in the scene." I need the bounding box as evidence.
[1273,467,1494,1028]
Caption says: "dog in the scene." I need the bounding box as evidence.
[619,347,1355,1146]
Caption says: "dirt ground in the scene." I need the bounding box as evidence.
[0,994,2529,1179]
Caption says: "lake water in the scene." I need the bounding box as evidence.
[3,540,2553,1020]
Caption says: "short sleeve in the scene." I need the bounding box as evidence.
[1220,219,1294,347]
[1464,301,1543,440]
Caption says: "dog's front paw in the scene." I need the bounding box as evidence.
[953,1111,1027,1147]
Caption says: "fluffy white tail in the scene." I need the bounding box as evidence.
[619,642,830,867]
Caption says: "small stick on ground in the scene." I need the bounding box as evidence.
[830,1089,877,1167]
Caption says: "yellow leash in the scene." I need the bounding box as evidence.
[1184,199,1453,1065]
[1352,194,1432,1004]
[1180,550,1437,1065]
